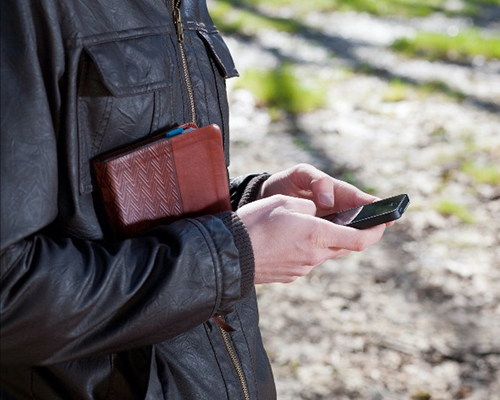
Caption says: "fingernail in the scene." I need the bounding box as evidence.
[319,193,334,208]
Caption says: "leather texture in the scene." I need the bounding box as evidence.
[0,0,276,399]
[94,131,184,236]
[171,125,232,218]
[93,124,231,237]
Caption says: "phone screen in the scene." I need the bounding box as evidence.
[323,194,409,228]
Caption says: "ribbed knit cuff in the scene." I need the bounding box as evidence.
[218,211,255,299]
[238,173,271,208]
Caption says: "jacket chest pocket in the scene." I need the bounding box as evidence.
[77,34,179,195]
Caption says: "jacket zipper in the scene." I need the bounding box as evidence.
[172,0,197,123]
[170,3,247,397]
[218,323,251,400]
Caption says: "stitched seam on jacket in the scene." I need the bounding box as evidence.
[149,91,160,134]
[185,219,222,317]
[235,307,260,398]
[191,35,211,122]
[90,96,113,155]
[1,241,29,278]
[77,54,114,161]
[66,26,174,49]
[104,353,117,400]
[29,367,36,400]
[207,45,228,141]
[203,323,231,399]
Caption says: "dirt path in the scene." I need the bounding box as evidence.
[221,4,500,399]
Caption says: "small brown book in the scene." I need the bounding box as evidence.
[93,124,231,237]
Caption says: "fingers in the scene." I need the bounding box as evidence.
[330,179,378,212]
[291,164,376,210]
[276,163,377,212]
[269,246,352,283]
[261,163,381,216]
[311,217,386,251]
[330,223,386,252]
[310,176,335,209]
[240,170,391,285]
[290,164,335,209]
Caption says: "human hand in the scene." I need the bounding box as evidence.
[236,194,386,284]
[259,163,378,215]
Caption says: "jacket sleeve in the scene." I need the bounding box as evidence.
[0,1,249,366]
[229,174,271,210]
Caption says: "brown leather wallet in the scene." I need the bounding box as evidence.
[93,124,231,237]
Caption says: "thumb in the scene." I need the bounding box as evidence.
[292,164,335,210]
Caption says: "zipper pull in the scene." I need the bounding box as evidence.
[213,315,236,332]
[173,6,184,43]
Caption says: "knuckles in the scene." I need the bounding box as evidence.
[351,226,385,252]
[351,236,369,252]
[282,276,298,284]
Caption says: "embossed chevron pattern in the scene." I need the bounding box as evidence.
[94,139,183,236]
[93,124,231,237]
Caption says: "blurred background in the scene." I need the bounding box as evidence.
[208,0,500,399]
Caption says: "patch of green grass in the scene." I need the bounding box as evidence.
[211,0,497,40]
[418,80,466,101]
[213,0,489,18]
[382,79,412,102]
[239,0,337,11]
[391,30,500,62]
[210,0,302,35]
[355,63,386,77]
[430,126,448,140]
[235,64,327,114]
[292,137,314,152]
[381,78,466,102]
[335,0,445,17]
[475,0,500,5]
[461,161,500,185]
[411,391,432,400]
[434,200,475,224]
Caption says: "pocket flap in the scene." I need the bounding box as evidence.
[198,31,239,79]
[84,35,173,97]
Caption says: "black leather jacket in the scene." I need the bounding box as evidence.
[0,0,276,398]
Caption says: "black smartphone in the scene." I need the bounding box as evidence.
[322,194,410,229]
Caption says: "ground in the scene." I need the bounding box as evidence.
[217,2,500,399]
